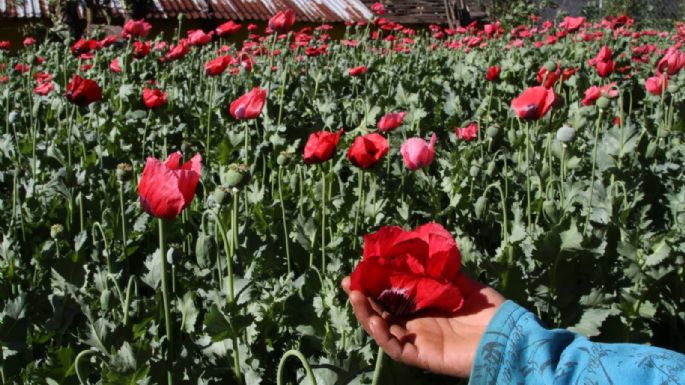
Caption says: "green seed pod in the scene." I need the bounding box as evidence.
[486,160,496,176]
[596,96,610,109]
[276,151,291,166]
[469,164,480,178]
[212,187,230,206]
[223,163,251,189]
[485,125,500,138]
[116,163,133,183]
[556,125,576,143]
[50,224,64,239]
[544,61,557,72]
[195,231,216,269]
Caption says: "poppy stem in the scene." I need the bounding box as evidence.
[352,170,364,251]
[158,218,175,385]
[277,349,318,385]
[370,346,385,385]
[278,166,291,274]
[525,121,532,230]
[205,77,217,155]
[320,166,326,272]
[584,111,603,235]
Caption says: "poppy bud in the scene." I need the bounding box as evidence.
[223,163,250,188]
[212,186,230,206]
[556,125,576,143]
[277,151,291,166]
[543,200,557,221]
[116,163,133,182]
[544,61,557,72]
[485,125,500,138]
[596,96,610,109]
[195,231,216,268]
[469,161,481,177]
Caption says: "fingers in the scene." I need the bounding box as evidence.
[342,276,351,294]
[370,317,419,366]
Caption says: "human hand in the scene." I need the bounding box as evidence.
[342,272,505,378]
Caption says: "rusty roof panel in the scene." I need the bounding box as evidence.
[0,0,372,21]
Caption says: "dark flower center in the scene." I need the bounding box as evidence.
[378,288,416,316]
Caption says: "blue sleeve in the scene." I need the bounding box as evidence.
[469,300,685,385]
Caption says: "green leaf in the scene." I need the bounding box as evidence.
[568,308,619,337]
[560,221,583,251]
[177,292,199,334]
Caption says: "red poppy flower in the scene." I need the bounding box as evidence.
[143,88,167,109]
[34,80,55,96]
[14,63,30,74]
[230,87,267,120]
[65,75,102,106]
[645,75,667,96]
[269,9,296,33]
[349,65,368,76]
[400,133,436,170]
[349,223,464,316]
[132,40,151,58]
[303,128,343,164]
[582,83,618,106]
[71,39,98,56]
[0,75,8,84]
[138,152,202,220]
[455,122,478,141]
[370,2,386,15]
[216,20,242,37]
[165,40,190,62]
[205,55,233,76]
[560,16,585,32]
[110,58,122,73]
[347,133,389,169]
[122,19,152,39]
[99,35,118,48]
[657,47,685,76]
[537,65,561,89]
[377,111,406,132]
[188,29,213,46]
[486,66,500,81]
[23,37,36,47]
[0,41,10,50]
[511,86,556,120]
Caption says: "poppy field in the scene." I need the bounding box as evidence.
[1,7,685,385]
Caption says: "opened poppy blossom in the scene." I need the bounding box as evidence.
[400,133,436,170]
[71,39,98,56]
[110,58,122,73]
[132,41,151,58]
[268,9,296,33]
[511,86,556,120]
[303,128,343,164]
[0,41,10,50]
[537,64,561,89]
[370,2,386,15]
[560,16,585,32]
[66,75,102,106]
[582,83,618,106]
[188,30,213,46]
[122,19,152,39]
[99,35,118,48]
[657,47,685,76]
[347,133,389,169]
[230,87,267,120]
[377,111,407,132]
[645,74,667,96]
[34,79,55,96]
[138,152,202,220]
[142,88,167,109]
[23,37,36,47]
[350,223,464,316]
[349,65,368,76]
[455,122,478,141]
[205,55,233,76]
[589,46,615,78]
[216,20,242,37]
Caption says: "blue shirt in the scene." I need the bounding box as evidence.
[470,301,685,385]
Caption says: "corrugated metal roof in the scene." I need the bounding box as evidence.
[0,0,373,22]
